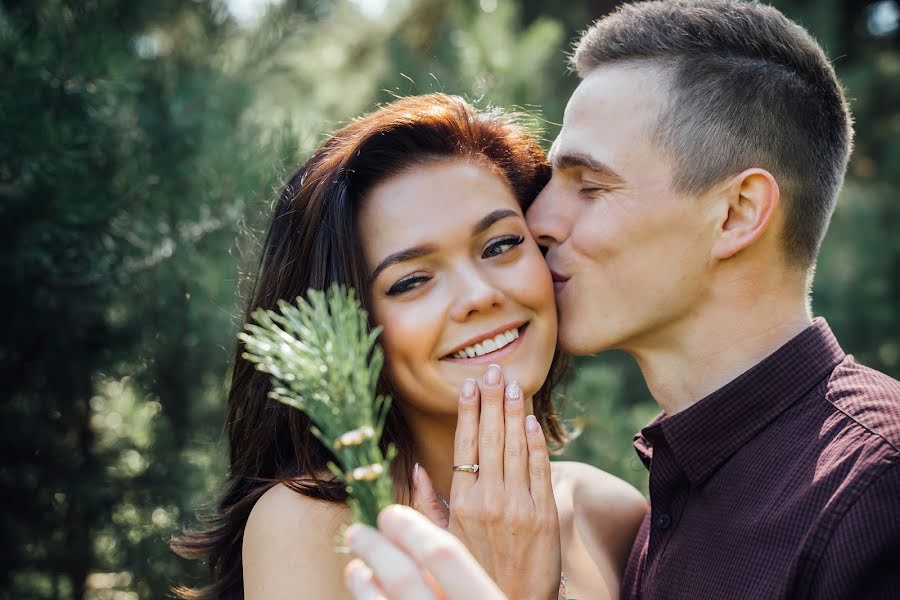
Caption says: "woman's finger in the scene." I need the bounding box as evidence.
[345,524,438,600]
[502,381,528,491]
[525,415,554,512]
[344,558,388,600]
[377,505,505,600]
[451,378,480,501]
[412,463,450,529]
[477,364,505,487]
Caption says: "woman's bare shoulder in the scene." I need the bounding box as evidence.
[246,481,352,535]
[554,461,646,519]
[552,461,648,566]
[243,483,353,599]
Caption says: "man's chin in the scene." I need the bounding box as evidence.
[558,325,619,356]
[557,334,595,356]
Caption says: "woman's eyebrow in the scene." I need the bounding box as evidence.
[471,208,520,236]
[370,209,520,283]
[370,244,437,282]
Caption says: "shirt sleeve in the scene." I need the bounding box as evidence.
[806,460,900,600]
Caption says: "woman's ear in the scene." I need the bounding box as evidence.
[711,168,780,260]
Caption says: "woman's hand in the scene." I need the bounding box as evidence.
[344,505,506,600]
[412,364,562,600]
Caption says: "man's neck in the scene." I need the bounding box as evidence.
[626,285,812,416]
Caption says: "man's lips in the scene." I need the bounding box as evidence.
[550,270,570,293]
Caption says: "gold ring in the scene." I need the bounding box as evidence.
[453,464,479,473]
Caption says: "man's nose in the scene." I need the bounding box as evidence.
[526,184,570,250]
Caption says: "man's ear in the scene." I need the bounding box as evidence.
[712,168,780,260]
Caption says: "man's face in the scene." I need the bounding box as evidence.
[526,64,718,355]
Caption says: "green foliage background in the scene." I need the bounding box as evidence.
[2,0,897,597]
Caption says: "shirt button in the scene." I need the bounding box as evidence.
[655,513,673,530]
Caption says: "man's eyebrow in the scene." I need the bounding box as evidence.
[553,151,623,181]
[370,244,437,282]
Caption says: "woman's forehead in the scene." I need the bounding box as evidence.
[359,160,522,261]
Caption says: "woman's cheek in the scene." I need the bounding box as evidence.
[377,306,418,362]
[512,251,555,309]
[375,302,438,381]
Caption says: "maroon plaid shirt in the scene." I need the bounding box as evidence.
[621,318,900,599]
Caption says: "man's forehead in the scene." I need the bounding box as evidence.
[548,130,597,167]
[554,68,665,164]
[547,136,561,161]
[549,115,613,169]
[564,63,666,123]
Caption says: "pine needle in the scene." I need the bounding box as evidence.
[239,285,395,527]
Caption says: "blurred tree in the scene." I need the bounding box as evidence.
[0,0,298,597]
[2,0,897,597]
[795,0,900,380]
[1,2,158,595]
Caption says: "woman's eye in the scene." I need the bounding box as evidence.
[483,235,525,258]
[386,275,429,296]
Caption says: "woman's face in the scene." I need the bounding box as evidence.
[360,159,557,418]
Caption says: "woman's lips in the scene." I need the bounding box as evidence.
[442,323,528,365]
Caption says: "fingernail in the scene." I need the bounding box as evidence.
[462,378,477,399]
[345,523,364,547]
[413,462,420,480]
[505,381,521,402]
[485,364,501,386]
[378,504,404,531]
[526,414,540,434]
[346,559,366,582]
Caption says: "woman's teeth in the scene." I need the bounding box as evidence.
[452,327,520,359]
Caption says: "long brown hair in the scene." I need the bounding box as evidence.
[171,94,568,599]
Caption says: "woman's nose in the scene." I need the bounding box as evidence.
[448,271,504,322]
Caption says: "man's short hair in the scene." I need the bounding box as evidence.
[573,0,854,268]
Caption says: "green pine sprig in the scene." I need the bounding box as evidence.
[238,284,395,527]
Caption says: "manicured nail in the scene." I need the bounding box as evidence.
[505,381,521,402]
[485,364,501,386]
[462,378,477,399]
[526,414,539,434]
[413,462,420,479]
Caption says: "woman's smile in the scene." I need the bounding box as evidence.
[441,321,528,364]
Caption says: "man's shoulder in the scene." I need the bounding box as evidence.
[824,355,900,454]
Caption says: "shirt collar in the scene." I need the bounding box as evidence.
[633,318,845,487]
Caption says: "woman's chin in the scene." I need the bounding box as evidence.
[438,362,546,400]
